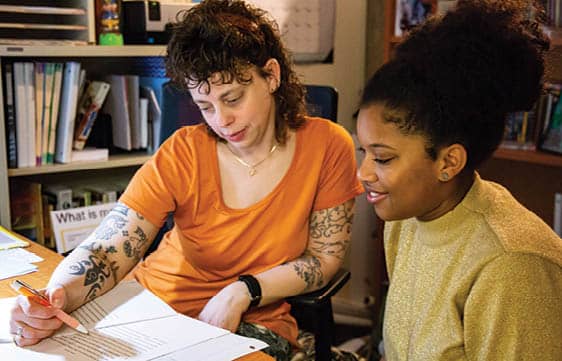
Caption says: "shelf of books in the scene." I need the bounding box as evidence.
[0,44,173,235]
[8,153,152,177]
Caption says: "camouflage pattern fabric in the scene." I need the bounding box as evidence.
[236,322,364,361]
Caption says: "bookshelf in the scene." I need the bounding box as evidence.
[0,0,368,232]
[482,25,562,227]
[0,45,166,228]
[382,0,562,227]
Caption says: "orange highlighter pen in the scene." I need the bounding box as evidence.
[11,279,88,334]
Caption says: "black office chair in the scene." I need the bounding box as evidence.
[305,84,339,123]
[288,268,350,360]
[157,83,340,146]
[159,81,204,146]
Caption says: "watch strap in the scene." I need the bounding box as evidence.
[238,274,262,308]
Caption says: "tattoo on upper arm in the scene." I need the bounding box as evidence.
[291,252,324,290]
[113,203,129,217]
[123,226,149,262]
[308,201,354,260]
[94,214,126,240]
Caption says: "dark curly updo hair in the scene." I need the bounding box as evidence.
[166,0,306,144]
[360,0,550,170]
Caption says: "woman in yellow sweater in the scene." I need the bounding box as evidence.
[356,0,562,360]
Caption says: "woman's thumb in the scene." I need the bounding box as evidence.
[46,285,67,309]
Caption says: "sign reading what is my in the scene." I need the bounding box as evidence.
[50,202,116,254]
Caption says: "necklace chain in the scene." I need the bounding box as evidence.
[227,143,278,176]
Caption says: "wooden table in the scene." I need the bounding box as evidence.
[0,242,273,361]
[0,241,63,298]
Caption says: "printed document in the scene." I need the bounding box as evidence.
[0,280,268,360]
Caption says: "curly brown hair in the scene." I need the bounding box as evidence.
[360,0,550,170]
[165,0,306,144]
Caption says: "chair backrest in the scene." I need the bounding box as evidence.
[305,84,338,123]
[159,81,204,146]
[157,83,339,147]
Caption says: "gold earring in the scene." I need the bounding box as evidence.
[441,172,449,181]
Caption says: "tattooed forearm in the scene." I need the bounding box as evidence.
[69,242,119,301]
[291,252,324,291]
[67,203,151,302]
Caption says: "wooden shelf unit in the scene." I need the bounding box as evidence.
[493,148,562,168]
[0,45,166,228]
[7,153,152,177]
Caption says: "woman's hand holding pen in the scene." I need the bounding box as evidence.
[9,285,66,346]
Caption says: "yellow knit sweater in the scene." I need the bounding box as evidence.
[383,173,562,361]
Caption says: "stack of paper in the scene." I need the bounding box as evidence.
[0,280,268,360]
[0,227,40,280]
[0,258,37,280]
[0,248,43,280]
[0,225,29,250]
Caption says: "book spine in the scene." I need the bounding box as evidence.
[105,75,132,150]
[3,63,17,168]
[23,62,36,167]
[47,62,63,164]
[55,61,81,164]
[73,81,111,150]
[42,63,54,164]
[13,62,27,167]
[34,62,45,166]
[43,186,73,210]
[125,75,140,149]
[9,180,44,245]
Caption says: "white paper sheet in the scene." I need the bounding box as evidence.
[0,258,37,280]
[0,280,268,360]
[1,247,44,263]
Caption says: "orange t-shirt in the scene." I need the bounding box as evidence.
[119,117,364,345]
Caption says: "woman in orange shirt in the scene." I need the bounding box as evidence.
[9,1,363,359]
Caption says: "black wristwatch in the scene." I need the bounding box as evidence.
[238,274,262,308]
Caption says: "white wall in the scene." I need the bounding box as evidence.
[295,0,367,132]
